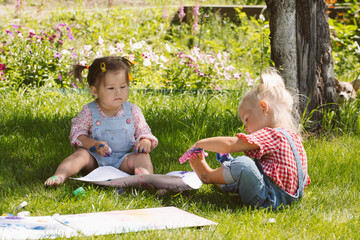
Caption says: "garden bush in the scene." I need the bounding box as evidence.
[0,2,269,90]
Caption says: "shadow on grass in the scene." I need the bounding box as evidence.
[107,184,246,212]
[0,114,74,192]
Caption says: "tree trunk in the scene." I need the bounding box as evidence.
[266,0,337,128]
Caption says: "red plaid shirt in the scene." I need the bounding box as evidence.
[237,127,310,195]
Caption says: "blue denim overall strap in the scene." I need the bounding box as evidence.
[87,101,135,158]
[275,128,306,198]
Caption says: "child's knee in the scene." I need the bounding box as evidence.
[227,156,259,177]
[224,156,267,204]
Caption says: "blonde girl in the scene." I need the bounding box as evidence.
[182,69,310,209]
[45,56,157,186]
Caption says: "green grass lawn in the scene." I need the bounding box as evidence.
[1,89,359,239]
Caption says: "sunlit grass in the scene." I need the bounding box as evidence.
[0,89,359,239]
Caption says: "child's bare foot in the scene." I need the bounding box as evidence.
[189,155,212,183]
[44,175,65,186]
[189,156,226,185]
[134,167,150,175]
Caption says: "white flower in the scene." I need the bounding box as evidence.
[98,36,104,47]
[116,42,125,53]
[131,40,146,50]
[160,55,168,62]
[259,14,265,22]
[143,58,151,67]
[225,65,235,72]
[206,55,216,64]
[61,49,71,55]
[165,43,171,52]
[95,50,103,58]
[109,46,117,55]
[128,53,135,62]
[83,45,92,52]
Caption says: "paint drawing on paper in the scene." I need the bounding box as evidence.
[0,207,217,239]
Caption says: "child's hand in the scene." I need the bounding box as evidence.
[90,141,111,157]
[134,139,152,153]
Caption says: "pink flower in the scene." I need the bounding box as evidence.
[179,0,186,22]
[72,52,78,60]
[16,0,22,9]
[127,53,135,62]
[71,82,79,88]
[28,29,36,38]
[233,73,242,79]
[58,73,62,81]
[5,30,14,38]
[66,27,74,41]
[53,52,62,59]
[162,5,168,19]
[71,53,77,60]
[245,72,254,86]
[0,63,6,71]
[193,0,200,16]
[193,20,199,33]
[193,0,200,33]
[79,60,87,66]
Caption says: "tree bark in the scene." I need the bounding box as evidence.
[266,0,299,119]
[266,0,337,127]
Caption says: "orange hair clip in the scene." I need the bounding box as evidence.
[85,65,89,69]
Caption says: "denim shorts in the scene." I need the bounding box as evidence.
[221,156,298,209]
[88,151,131,169]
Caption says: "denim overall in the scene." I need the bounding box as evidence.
[87,101,135,169]
[221,128,307,209]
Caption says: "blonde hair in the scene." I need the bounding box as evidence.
[239,68,299,134]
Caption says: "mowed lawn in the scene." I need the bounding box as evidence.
[1,89,359,239]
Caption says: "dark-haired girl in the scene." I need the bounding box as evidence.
[45,56,157,186]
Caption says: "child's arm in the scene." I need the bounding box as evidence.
[131,104,158,151]
[194,136,259,153]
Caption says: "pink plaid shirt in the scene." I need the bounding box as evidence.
[237,127,310,195]
[70,102,158,149]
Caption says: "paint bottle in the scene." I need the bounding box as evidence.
[73,187,86,196]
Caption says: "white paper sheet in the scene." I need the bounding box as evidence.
[71,166,202,191]
[0,207,217,239]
